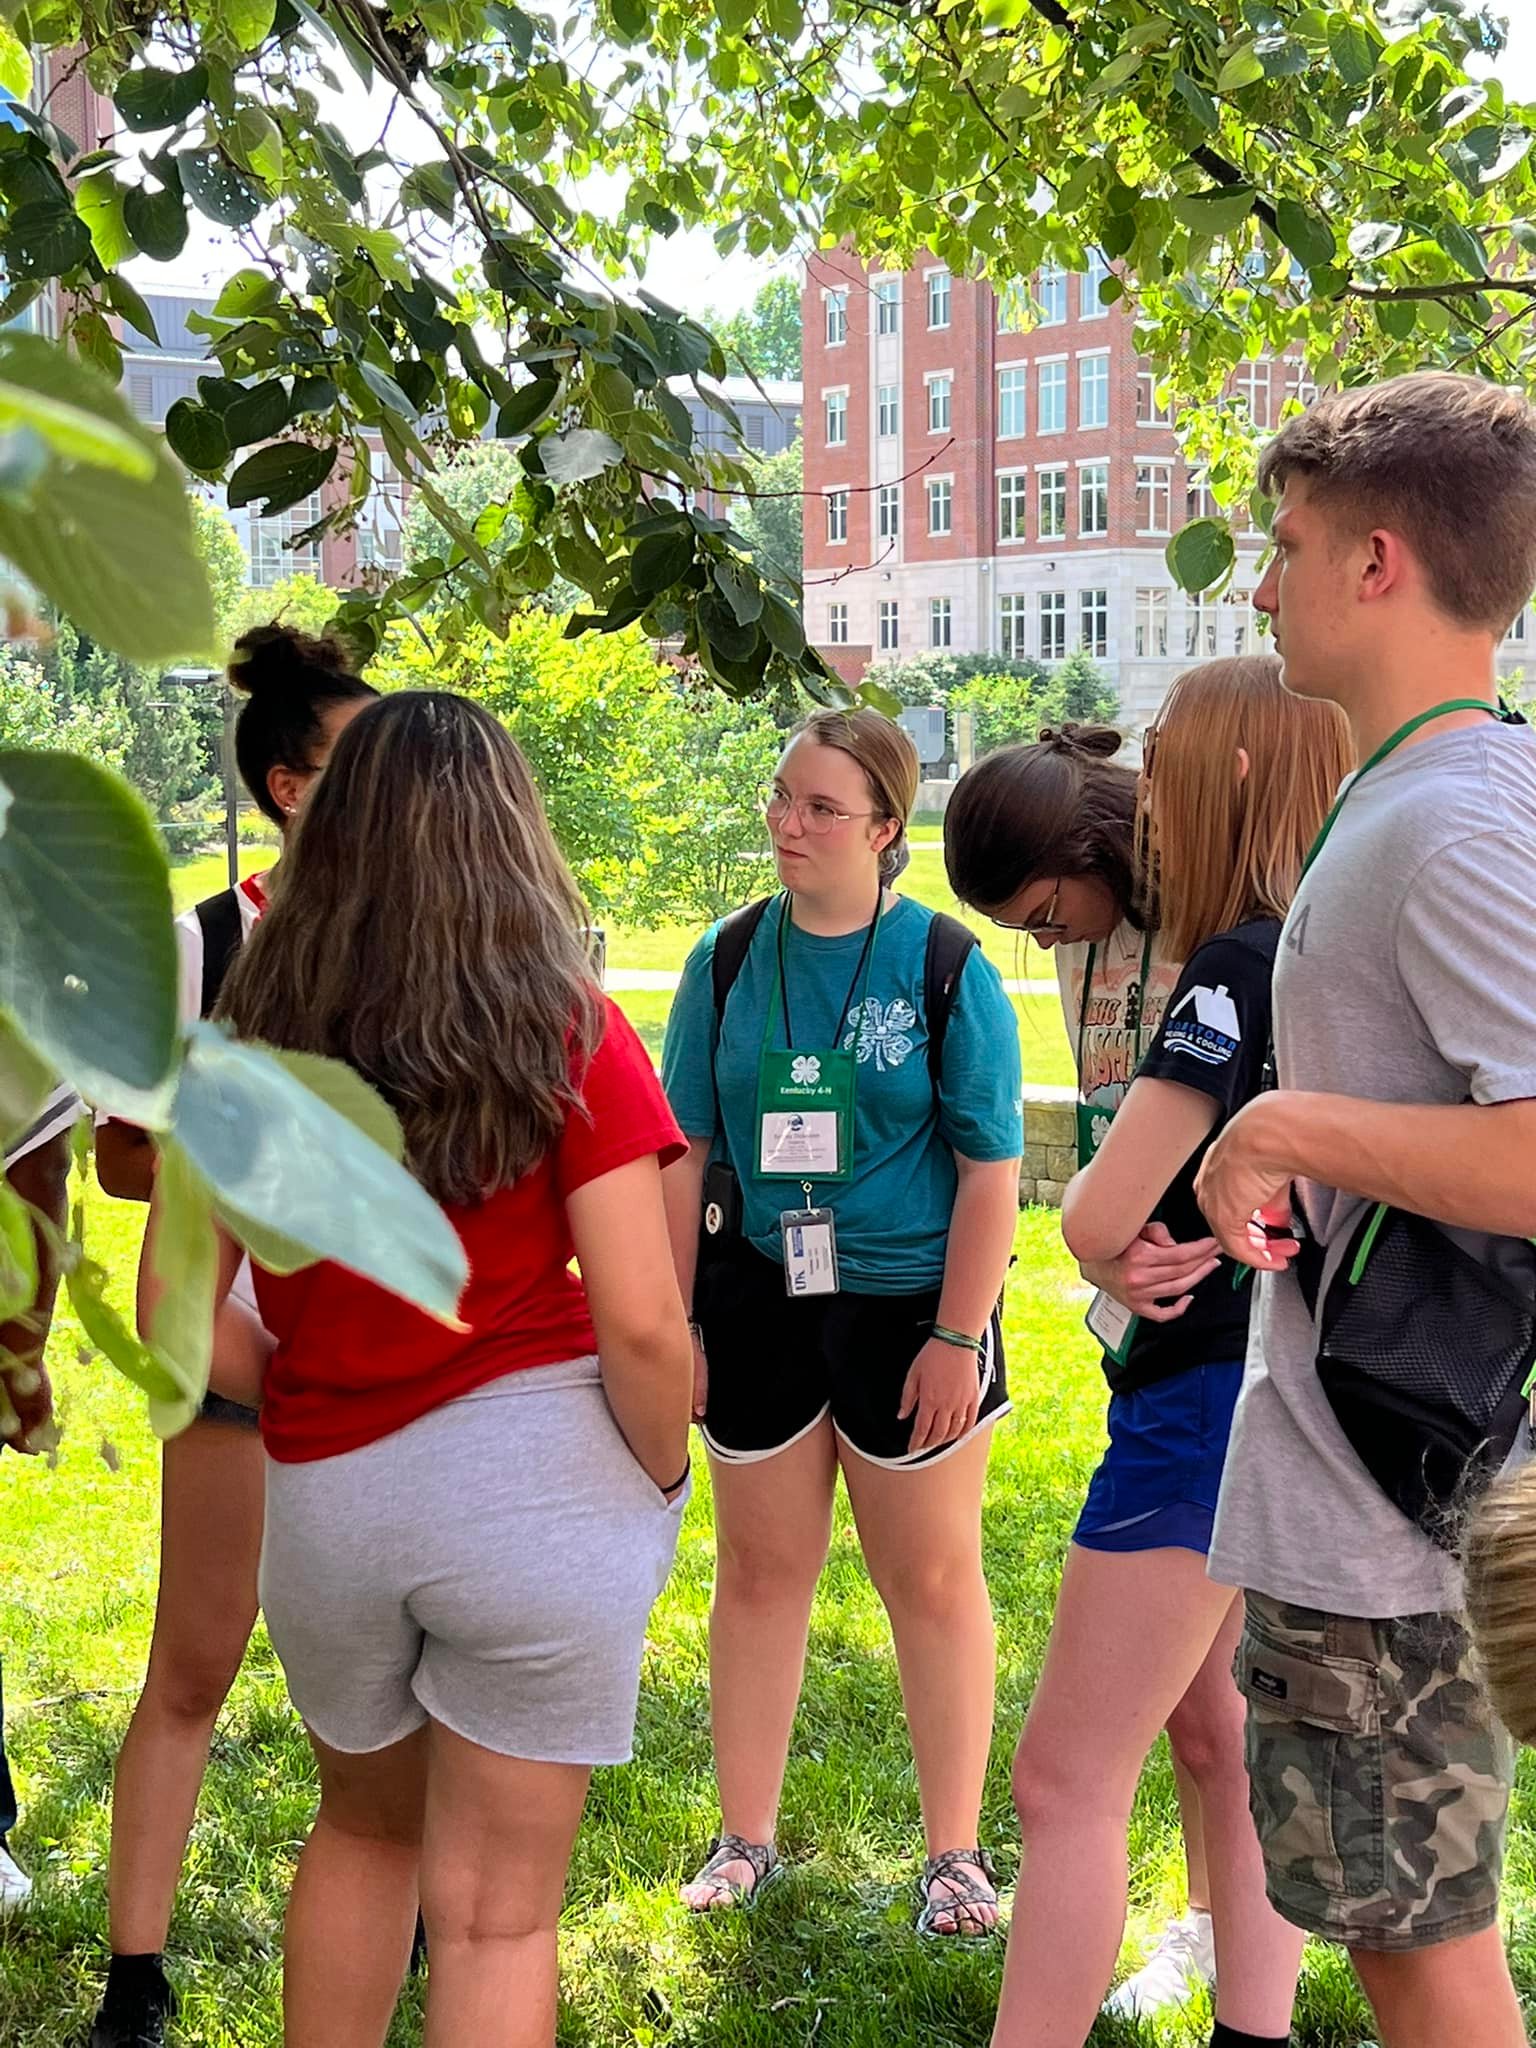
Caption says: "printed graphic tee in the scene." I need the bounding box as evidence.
[1055,920,1181,1154]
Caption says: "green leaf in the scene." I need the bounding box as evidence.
[227,0,278,47]
[65,1247,182,1405]
[230,106,284,184]
[631,529,693,594]
[178,147,264,228]
[1215,47,1264,93]
[164,398,231,473]
[0,1178,37,1326]
[760,590,807,660]
[1172,69,1219,133]
[541,427,625,485]
[713,557,763,626]
[105,275,161,346]
[1328,18,1377,87]
[0,1010,56,1150]
[1274,198,1335,269]
[123,182,189,263]
[223,378,292,447]
[142,1136,217,1436]
[1437,84,1487,129]
[0,374,153,477]
[173,1025,467,1324]
[1435,218,1486,277]
[226,439,336,515]
[1375,298,1418,341]
[270,1049,405,1161]
[7,195,90,278]
[611,0,648,38]
[400,160,457,226]
[1166,517,1236,595]
[114,62,209,134]
[0,337,215,662]
[0,22,30,100]
[1171,187,1255,236]
[75,172,134,268]
[359,361,419,419]
[212,266,280,319]
[0,749,179,1122]
[496,374,560,438]
[1092,49,1144,96]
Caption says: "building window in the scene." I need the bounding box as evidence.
[926,268,951,328]
[928,478,952,536]
[997,281,1029,333]
[827,601,849,645]
[1137,362,1173,426]
[743,410,767,451]
[1135,460,1171,536]
[877,483,900,540]
[877,384,899,438]
[878,599,900,651]
[930,597,952,649]
[357,452,406,573]
[1282,358,1317,413]
[1037,263,1067,325]
[997,365,1026,439]
[1079,462,1109,538]
[1080,247,1111,319]
[875,277,900,335]
[999,593,1029,661]
[1038,359,1067,434]
[997,470,1027,543]
[1185,594,1217,658]
[1079,350,1110,429]
[251,492,322,586]
[825,390,847,446]
[1234,358,1273,429]
[826,489,848,543]
[1186,469,1216,522]
[1039,590,1067,661]
[927,374,952,432]
[1038,465,1067,540]
[1226,588,1253,654]
[824,290,847,347]
[1134,588,1169,659]
[1079,588,1109,658]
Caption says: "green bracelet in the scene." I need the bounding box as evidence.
[931,1323,983,1355]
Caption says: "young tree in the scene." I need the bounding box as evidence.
[732,436,803,590]
[703,277,802,379]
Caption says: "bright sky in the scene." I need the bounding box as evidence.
[130,7,1536,325]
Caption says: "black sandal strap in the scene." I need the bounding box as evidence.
[694,1832,779,1897]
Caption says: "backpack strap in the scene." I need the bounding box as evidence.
[711,896,774,1023]
[194,887,245,1019]
[923,911,979,1092]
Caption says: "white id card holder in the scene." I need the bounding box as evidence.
[1085,1288,1138,1365]
[779,1206,839,1298]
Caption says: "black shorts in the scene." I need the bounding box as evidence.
[198,1391,260,1430]
[695,1243,1008,1469]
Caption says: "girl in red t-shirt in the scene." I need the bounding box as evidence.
[158,689,692,2048]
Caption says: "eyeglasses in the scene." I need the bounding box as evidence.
[990,880,1066,935]
[761,785,880,834]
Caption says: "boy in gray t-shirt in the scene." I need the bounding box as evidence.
[1195,372,1536,2048]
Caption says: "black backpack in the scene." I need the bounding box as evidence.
[194,887,245,1019]
[709,896,978,1090]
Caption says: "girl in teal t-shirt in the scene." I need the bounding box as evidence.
[661,709,1021,1937]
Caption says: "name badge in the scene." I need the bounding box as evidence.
[760,1107,840,1176]
[780,1206,839,1297]
[756,1045,856,1182]
[1085,1288,1139,1364]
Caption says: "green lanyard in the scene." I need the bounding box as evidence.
[1300,698,1501,883]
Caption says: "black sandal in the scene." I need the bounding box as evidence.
[683,1832,783,1912]
[916,1847,1000,1939]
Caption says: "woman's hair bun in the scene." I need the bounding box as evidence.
[229,620,357,698]
[1036,721,1124,760]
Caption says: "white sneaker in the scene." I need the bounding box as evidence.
[1104,1909,1215,2020]
[0,1842,31,1915]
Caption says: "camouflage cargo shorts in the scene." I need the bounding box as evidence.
[1236,1593,1515,1953]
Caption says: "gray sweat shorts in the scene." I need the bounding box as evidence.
[259,1356,687,1766]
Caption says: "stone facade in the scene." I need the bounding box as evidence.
[1020,1085,1077,1209]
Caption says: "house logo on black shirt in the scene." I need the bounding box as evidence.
[1163,984,1241,1068]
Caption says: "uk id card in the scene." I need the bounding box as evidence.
[1085,1288,1138,1365]
[779,1206,839,1298]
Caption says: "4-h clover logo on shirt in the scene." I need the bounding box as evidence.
[791,1054,822,1085]
[843,997,916,1072]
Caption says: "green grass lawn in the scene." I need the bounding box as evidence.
[3,1189,1532,2044]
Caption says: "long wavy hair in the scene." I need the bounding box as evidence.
[217,690,604,1205]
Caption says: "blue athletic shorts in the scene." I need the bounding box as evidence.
[1072,1360,1244,1556]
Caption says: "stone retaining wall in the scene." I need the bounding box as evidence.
[1021,1085,1078,1208]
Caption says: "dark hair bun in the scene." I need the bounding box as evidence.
[229,621,357,698]
[1036,721,1124,760]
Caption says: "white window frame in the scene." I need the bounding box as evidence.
[1135,460,1171,537]
[926,267,951,329]
[1080,248,1111,320]
[1134,588,1169,659]
[824,388,848,447]
[1037,464,1067,540]
[996,281,1029,334]
[929,596,952,649]
[997,468,1028,544]
[1037,357,1067,435]
[1079,587,1109,658]
[878,598,900,651]
[875,276,901,335]
[1078,348,1110,430]
[1039,590,1067,661]
[1078,460,1109,539]
[1226,588,1254,654]
[1036,263,1067,326]
[1234,358,1273,429]
[827,601,849,645]
[999,592,1029,661]
[251,491,322,586]
[1185,593,1218,659]
[997,364,1027,439]
[826,489,848,544]
[877,383,899,438]
[877,482,900,541]
[1136,363,1173,426]
[927,476,953,537]
[926,372,952,433]
[1187,469,1216,522]
[824,289,848,347]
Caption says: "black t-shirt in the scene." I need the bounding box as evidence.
[1106,917,1279,1395]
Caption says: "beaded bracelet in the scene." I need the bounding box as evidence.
[931,1323,983,1355]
